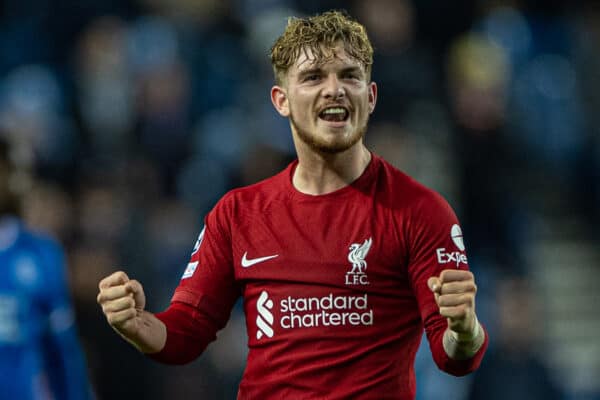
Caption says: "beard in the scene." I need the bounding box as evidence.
[289,111,368,154]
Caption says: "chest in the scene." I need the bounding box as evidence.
[230,199,409,294]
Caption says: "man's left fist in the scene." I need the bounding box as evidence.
[428,269,477,335]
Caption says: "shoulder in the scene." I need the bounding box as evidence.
[213,164,291,214]
[374,155,451,212]
[203,165,292,235]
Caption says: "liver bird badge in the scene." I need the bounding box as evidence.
[347,238,372,274]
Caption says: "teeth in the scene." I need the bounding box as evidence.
[322,108,346,114]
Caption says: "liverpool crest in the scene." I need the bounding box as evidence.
[345,237,372,285]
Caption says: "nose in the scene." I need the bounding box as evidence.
[322,74,345,100]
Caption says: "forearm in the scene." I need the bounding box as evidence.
[114,310,167,354]
[442,318,485,360]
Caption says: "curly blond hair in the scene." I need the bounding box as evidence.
[270,10,373,85]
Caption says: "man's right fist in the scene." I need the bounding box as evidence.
[97,271,146,337]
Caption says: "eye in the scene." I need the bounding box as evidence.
[304,74,321,82]
[342,72,360,80]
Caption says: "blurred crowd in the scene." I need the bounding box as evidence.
[0,0,598,399]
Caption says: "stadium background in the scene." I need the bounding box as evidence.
[0,0,598,398]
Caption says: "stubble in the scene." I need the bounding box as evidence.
[289,112,369,154]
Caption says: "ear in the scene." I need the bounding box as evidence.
[271,85,290,117]
[368,81,377,114]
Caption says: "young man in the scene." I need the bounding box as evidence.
[0,137,94,400]
[97,11,487,399]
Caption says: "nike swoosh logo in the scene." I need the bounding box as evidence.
[241,252,279,268]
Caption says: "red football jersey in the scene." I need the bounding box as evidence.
[153,154,487,399]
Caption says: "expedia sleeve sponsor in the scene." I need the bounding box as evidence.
[435,224,468,267]
[435,248,468,267]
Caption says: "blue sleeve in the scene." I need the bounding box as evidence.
[39,239,95,400]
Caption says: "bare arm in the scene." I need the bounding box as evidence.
[97,271,167,354]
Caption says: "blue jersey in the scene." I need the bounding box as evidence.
[0,217,93,400]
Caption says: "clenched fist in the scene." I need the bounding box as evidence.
[428,269,478,337]
[97,271,146,339]
[97,271,166,354]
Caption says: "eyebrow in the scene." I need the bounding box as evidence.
[296,67,322,79]
[296,66,364,79]
[339,66,363,76]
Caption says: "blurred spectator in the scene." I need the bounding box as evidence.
[0,65,79,183]
[479,4,588,218]
[354,0,439,124]
[128,16,193,191]
[446,32,527,273]
[0,135,94,399]
[75,16,134,162]
[22,181,75,244]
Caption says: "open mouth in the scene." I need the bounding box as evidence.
[318,106,349,122]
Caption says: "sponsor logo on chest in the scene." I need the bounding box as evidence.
[252,236,376,340]
[255,290,374,340]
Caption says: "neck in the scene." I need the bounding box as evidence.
[292,141,372,195]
